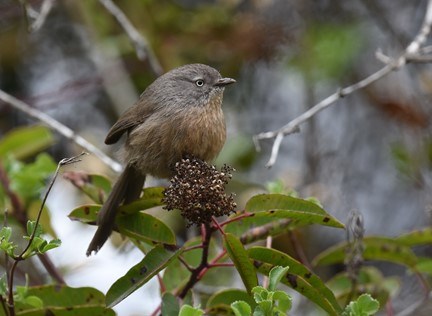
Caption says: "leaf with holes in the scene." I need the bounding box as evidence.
[106,245,182,307]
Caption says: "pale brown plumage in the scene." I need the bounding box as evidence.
[87,64,235,255]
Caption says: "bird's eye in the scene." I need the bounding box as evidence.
[195,79,204,87]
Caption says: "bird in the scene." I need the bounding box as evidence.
[87,63,235,255]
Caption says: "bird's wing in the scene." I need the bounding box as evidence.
[105,98,155,145]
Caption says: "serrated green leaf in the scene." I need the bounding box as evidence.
[117,212,176,245]
[224,233,258,294]
[312,236,418,268]
[268,266,289,291]
[178,305,204,316]
[231,300,252,316]
[0,125,55,160]
[252,286,267,302]
[272,290,292,313]
[342,294,379,316]
[106,245,182,307]
[248,247,341,315]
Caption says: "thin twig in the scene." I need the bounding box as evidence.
[7,153,85,314]
[255,0,432,168]
[98,0,163,77]
[28,0,56,32]
[0,89,122,173]
[262,235,273,289]
[2,210,9,316]
[178,223,214,299]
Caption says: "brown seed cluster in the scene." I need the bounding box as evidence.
[162,156,236,226]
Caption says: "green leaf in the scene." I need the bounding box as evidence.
[0,226,12,242]
[231,301,252,316]
[248,247,341,315]
[161,292,180,316]
[0,227,16,257]
[0,275,6,297]
[396,227,432,246]
[106,244,183,307]
[40,239,61,252]
[68,204,100,223]
[26,221,43,238]
[207,289,256,311]
[272,290,292,313]
[252,286,268,303]
[178,305,204,316]
[254,299,272,316]
[226,194,344,239]
[415,257,432,275]
[63,172,112,204]
[246,194,344,228]
[28,200,56,238]
[117,212,176,245]
[119,187,165,214]
[327,267,399,308]
[342,294,380,316]
[8,153,56,202]
[268,266,289,291]
[0,125,54,160]
[13,284,114,315]
[312,236,418,268]
[224,233,258,294]
[22,295,43,308]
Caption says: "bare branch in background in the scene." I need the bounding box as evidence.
[254,0,432,168]
[0,89,123,173]
[28,0,56,32]
[98,0,164,77]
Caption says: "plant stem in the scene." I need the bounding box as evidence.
[178,223,213,299]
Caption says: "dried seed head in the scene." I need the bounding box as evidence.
[162,156,236,226]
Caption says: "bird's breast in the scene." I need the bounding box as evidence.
[125,96,226,178]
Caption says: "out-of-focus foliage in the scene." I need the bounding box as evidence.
[1,0,432,315]
[293,23,362,80]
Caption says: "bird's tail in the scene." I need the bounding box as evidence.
[86,163,145,256]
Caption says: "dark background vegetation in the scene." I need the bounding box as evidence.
[1,0,432,314]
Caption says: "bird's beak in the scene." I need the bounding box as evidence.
[215,77,236,87]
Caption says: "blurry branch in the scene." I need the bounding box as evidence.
[7,153,84,314]
[254,0,432,168]
[0,89,123,173]
[26,0,56,32]
[98,0,164,77]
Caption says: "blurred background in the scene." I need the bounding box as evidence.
[1,0,432,314]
